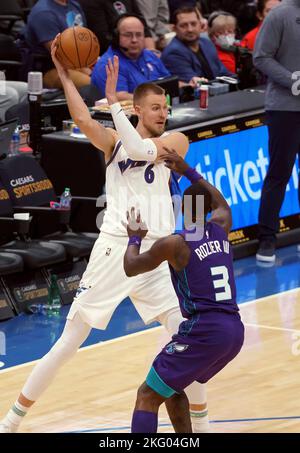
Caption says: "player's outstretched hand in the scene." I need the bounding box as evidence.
[160,147,190,175]
[123,207,148,239]
[51,35,69,79]
[105,55,119,105]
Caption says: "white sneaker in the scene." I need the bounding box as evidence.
[0,421,18,433]
[297,245,300,253]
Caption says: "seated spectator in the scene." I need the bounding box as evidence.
[79,0,155,55]
[208,11,239,73]
[241,0,280,50]
[20,0,91,89]
[91,14,170,100]
[161,6,233,88]
[0,80,27,122]
[135,0,171,51]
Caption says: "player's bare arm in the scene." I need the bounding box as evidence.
[51,37,117,159]
[123,208,189,277]
[161,148,232,235]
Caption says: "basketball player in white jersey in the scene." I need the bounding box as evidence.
[0,39,208,433]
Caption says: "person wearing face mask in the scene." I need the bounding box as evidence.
[208,11,240,74]
[161,6,233,88]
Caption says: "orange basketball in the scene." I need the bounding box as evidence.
[56,26,100,69]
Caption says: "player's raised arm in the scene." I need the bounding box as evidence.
[106,56,160,162]
[161,148,232,235]
[123,208,187,277]
[51,37,117,158]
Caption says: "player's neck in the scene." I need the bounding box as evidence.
[136,123,152,139]
[136,123,160,139]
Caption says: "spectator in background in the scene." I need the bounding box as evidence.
[253,0,300,262]
[241,0,280,51]
[91,14,170,100]
[79,0,155,54]
[161,6,232,89]
[21,0,91,89]
[208,11,239,74]
[135,0,171,50]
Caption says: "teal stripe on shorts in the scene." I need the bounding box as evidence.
[146,366,177,398]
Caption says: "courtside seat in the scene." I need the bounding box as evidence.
[0,181,66,270]
[0,252,23,275]
[0,155,96,259]
[42,231,95,259]
[1,240,65,270]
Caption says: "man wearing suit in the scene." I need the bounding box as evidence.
[162,5,233,88]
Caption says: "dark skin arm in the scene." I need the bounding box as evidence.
[123,208,190,277]
[160,148,232,236]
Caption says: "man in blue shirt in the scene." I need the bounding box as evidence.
[162,6,232,88]
[22,0,90,88]
[91,15,170,100]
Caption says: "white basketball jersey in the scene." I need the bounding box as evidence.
[100,140,175,240]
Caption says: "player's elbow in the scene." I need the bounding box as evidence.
[125,139,157,162]
[123,259,137,277]
[124,267,135,277]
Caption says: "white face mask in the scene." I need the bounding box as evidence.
[215,34,235,47]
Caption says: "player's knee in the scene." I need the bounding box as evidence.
[167,392,189,421]
[48,337,79,362]
[135,382,163,410]
[136,382,154,403]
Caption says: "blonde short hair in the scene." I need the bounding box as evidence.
[208,13,237,36]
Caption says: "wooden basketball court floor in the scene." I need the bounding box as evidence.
[0,287,299,433]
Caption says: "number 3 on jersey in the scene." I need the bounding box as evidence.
[144,164,155,184]
[210,265,232,301]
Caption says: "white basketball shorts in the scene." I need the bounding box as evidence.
[67,233,178,329]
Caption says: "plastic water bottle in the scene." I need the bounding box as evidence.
[47,274,61,316]
[166,93,172,117]
[10,128,20,156]
[27,304,48,315]
[60,187,72,210]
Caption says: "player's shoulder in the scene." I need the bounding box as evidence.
[207,220,228,238]
[160,131,189,148]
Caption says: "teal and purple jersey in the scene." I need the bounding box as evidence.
[145,221,244,396]
[170,221,238,319]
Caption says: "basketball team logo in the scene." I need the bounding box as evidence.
[165,342,189,354]
[78,32,89,42]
